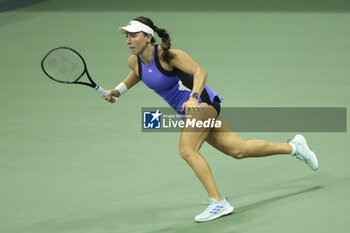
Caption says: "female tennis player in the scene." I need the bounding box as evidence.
[103,16,319,222]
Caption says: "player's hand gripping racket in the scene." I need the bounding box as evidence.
[41,46,118,103]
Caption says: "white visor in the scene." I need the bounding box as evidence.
[118,20,155,36]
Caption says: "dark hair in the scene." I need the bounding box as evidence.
[133,16,175,63]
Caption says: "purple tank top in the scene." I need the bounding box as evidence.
[138,45,222,114]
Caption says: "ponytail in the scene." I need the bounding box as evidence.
[154,26,175,63]
[133,16,175,63]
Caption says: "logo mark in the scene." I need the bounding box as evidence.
[143,109,161,129]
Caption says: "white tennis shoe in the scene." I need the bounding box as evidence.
[194,197,234,222]
[288,134,319,171]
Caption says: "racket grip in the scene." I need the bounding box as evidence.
[95,86,118,103]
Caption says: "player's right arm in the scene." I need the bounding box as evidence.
[104,55,140,102]
[123,55,141,91]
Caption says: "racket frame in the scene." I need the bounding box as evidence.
[41,46,118,102]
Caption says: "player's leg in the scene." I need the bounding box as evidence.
[206,117,318,170]
[179,103,221,201]
[179,103,234,222]
[205,116,292,158]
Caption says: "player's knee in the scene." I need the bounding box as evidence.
[227,143,249,159]
[179,146,196,162]
[230,151,247,159]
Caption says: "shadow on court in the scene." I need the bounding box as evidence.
[18,186,323,233]
[145,186,324,233]
[236,186,323,214]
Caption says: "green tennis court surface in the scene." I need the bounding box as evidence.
[1,1,349,232]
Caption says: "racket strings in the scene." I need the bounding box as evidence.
[43,48,85,83]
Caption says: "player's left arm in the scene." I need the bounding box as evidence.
[169,49,208,96]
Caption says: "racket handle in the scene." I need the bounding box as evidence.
[95,86,118,103]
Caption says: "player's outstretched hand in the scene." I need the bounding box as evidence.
[102,89,118,103]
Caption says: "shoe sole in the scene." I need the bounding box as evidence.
[296,134,319,171]
[195,206,234,222]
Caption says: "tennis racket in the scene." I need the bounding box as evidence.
[41,46,118,103]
